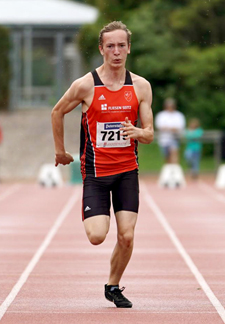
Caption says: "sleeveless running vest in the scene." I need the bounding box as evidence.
[80,70,139,179]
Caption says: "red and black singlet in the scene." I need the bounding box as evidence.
[80,70,139,179]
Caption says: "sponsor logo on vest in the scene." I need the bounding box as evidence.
[98,94,106,100]
[101,105,131,112]
[108,106,131,110]
[108,106,122,110]
[124,91,132,102]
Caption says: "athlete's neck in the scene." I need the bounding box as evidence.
[97,65,126,90]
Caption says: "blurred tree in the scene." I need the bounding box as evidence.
[0,26,10,110]
[77,20,101,71]
[128,0,225,128]
[170,0,225,128]
[171,0,225,47]
[175,45,225,128]
[73,0,149,18]
[126,1,187,111]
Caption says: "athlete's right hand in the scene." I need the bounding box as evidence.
[55,152,74,166]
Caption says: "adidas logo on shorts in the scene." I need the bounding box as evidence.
[84,206,91,212]
[98,94,106,100]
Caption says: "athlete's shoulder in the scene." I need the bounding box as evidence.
[130,72,152,96]
[70,72,94,97]
[129,72,152,102]
[130,72,151,88]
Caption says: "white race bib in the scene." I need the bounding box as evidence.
[96,122,131,148]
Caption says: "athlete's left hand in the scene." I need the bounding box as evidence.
[121,117,142,140]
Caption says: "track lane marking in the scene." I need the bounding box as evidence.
[141,181,225,323]
[0,184,22,203]
[198,180,225,204]
[0,187,80,321]
[4,311,219,314]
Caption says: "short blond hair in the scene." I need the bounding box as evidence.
[99,21,132,47]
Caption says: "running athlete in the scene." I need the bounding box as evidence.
[51,21,154,308]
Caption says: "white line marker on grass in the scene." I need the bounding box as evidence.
[0,184,22,203]
[0,187,80,321]
[141,181,225,323]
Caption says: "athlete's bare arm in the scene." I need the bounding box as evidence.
[121,74,154,144]
[51,73,93,166]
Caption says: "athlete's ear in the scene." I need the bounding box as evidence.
[99,45,104,55]
[128,43,131,54]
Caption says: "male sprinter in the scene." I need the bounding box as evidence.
[51,21,154,308]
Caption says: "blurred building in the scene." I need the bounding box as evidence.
[0,0,98,109]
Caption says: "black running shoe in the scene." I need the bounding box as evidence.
[104,284,133,308]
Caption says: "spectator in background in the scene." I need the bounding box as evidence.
[155,98,186,164]
[184,118,203,179]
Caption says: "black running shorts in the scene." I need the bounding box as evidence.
[82,169,139,220]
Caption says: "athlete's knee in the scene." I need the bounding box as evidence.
[118,231,134,249]
[88,232,106,245]
[84,215,109,245]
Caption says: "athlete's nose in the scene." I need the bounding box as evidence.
[114,46,120,55]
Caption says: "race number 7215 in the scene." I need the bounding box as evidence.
[96,122,131,148]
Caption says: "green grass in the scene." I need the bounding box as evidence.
[138,141,215,174]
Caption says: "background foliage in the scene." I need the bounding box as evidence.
[76,0,225,130]
[0,26,10,110]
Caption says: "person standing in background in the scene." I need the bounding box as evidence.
[155,98,186,164]
[184,118,203,179]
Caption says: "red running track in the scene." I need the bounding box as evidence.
[0,178,225,324]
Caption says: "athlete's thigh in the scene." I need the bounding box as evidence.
[82,174,111,220]
[83,215,110,239]
[115,210,138,236]
[112,169,139,215]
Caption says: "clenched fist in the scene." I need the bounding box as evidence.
[55,152,74,166]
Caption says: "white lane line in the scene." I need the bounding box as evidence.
[5,311,219,314]
[0,184,22,203]
[141,181,225,323]
[0,187,80,321]
[198,180,225,204]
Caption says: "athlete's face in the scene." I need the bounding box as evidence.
[99,29,131,68]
